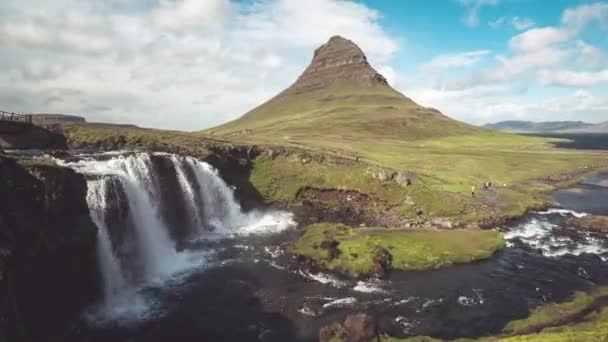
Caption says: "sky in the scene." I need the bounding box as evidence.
[0,0,607,130]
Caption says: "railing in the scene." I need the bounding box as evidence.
[0,111,33,124]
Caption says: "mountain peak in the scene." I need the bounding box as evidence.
[206,36,479,141]
[284,35,388,96]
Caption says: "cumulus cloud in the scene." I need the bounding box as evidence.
[538,69,608,87]
[575,40,605,68]
[0,7,113,55]
[414,2,608,124]
[0,0,398,130]
[152,0,232,31]
[508,27,571,52]
[562,1,608,31]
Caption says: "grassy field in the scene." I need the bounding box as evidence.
[64,122,608,225]
[292,223,505,277]
[205,81,481,142]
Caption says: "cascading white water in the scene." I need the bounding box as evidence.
[87,177,127,302]
[59,151,296,320]
[184,157,247,233]
[170,155,204,229]
[120,154,178,280]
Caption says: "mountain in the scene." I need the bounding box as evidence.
[485,120,608,133]
[206,36,481,141]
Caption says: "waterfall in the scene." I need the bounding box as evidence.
[87,177,127,303]
[184,157,246,233]
[59,151,296,320]
[120,154,178,280]
[170,155,204,230]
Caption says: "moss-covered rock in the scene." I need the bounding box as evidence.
[291,223,505,277]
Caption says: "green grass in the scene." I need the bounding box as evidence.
[63,123,227,159]
[502,287,608,335]
[291,223,505,277]
[205,81,481,142]
[378,287,608,342]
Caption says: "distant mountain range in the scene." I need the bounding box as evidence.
[484,120,608,133]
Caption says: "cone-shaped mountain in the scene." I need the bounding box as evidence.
[206,35,481,141]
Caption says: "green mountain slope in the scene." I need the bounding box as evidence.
[205,36,482,142]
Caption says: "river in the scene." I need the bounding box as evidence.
[45,152,608,342]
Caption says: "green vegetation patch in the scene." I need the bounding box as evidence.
[64,123,220,158]
[380,287,608,342]
[502,287,608,335]
[292,223,505,277]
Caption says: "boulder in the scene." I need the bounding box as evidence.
[394,171,412,187]
[343,313,378,342]
[300,298,324,317]
[320,239,341,260]
[373,169,395,182]
[319,313,378,342]
[371,247,392,277]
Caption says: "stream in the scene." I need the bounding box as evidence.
[49,153,608,342]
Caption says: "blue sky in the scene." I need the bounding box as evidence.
[0,0,606,129]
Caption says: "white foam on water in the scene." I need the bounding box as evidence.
[322,297,358,309]
[535,208,588,218]
[503,217,608,258]
[392,297,419,306]
[233,211,297,236]
[353,279,390,294]
[298,270,349,288]
[395,316,418,334]
[264,246,283,259]
[457,288,485,307]
[417,298,444,312]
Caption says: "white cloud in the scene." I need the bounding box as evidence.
[458,0,499,28]
[509,27,571,52]
[511,16,536,30]
[489,16,535,30]
[0,0,398,130]
[152,0,232,31]
[489,16,506,29]
[538,69,608,87]
[422,50,491,70]
[562,2,608,31]
[575,40,605,68]
[0,7,113,55]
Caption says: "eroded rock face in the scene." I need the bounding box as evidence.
[319,313,379,342]
[566,215,608,234]
[280,35,388,96]
[0,157,100,341]
[0,121,67,150]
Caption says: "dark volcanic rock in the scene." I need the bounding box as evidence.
[320,313,379,342]
[0,156,100,341]
[371,247,393,278]
[0,121,67,150]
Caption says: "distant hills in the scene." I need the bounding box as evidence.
[485,120,608,133]
[206,36,482,141]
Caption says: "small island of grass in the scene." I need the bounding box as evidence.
[291,223,506,277]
